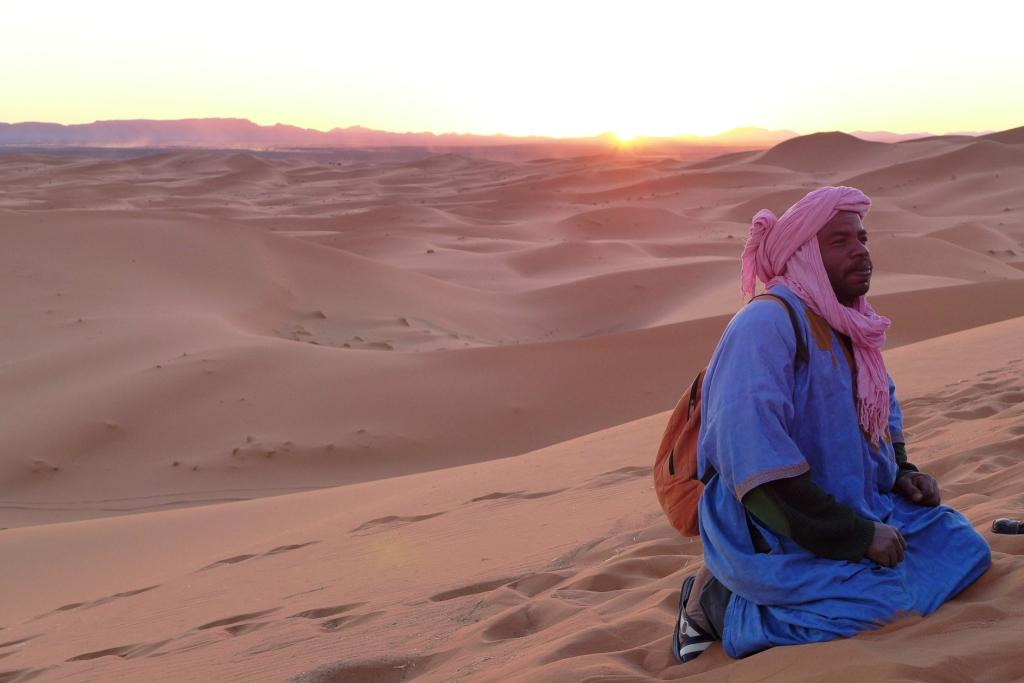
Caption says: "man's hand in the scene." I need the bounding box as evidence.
[894,471,941,506]
[866,522,906,568]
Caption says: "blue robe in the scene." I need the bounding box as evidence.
[697,284,990,658]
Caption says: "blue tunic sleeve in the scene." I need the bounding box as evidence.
[699,300,810,501]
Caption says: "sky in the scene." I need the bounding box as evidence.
[3,0,1023,139]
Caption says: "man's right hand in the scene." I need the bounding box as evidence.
[865,522,906,567]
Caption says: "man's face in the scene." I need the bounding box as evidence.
[816,211,872,306]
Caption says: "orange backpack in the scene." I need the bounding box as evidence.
[653,294,808,536]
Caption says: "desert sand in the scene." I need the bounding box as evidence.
[1,129,1023,681]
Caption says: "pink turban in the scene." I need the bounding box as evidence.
[740,186,893,444]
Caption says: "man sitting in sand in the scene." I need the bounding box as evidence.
[673,186,991,662]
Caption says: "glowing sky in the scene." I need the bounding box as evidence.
[3,0,1023,138]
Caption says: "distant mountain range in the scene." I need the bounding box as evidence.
[0,118,989,150]
[0,118,557,149]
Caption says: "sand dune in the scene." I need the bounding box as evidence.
[928,221,1022,257]
[757,131,897,171]
[843,140,1024,194]
[981,125,1024,145]
[868,235,1023,281]
[0,318,1021,682]
[1,128,1024,680]
[555,207,697,240]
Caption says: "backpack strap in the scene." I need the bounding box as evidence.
[750,293,810,367]
[686,369,705,419]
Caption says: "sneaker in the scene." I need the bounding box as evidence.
[672,574,715,663]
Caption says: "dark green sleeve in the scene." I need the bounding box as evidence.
[893,442,919,476]
[742,473,875,562]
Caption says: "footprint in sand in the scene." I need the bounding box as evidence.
[480,599,583,642]
[904,368,1024,439]
[535,615,667,666]
[319,611,383,632]
[995,390,1024,407]
[429,571,572,604]
[50,602,86,614]
[947,406,1001,420]
[580,466,650,489]
[34,585,160,620]
[613,539,692,560]
[0,666,55,681]
[224,622,271,637]
[468,489,565,503]
[429,577,521,602]
[84,585,160,610]
[196,608,280,631]
[468,471,646,504]
[63,608,283,665]
[505,572,572,597]
[350,512,446,534]
[290,603,365,619]
[199,554,258,571]
[265,541,320,555]
[290,653,438,683]
[67,640,171,662]
[550,537,608,569]
[0,635,38,650]
[560,555,686,594]
[199,541,320,571]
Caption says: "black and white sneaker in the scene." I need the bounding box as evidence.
[672,574,715,663]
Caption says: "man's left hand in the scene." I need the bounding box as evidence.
[894,472,941,506]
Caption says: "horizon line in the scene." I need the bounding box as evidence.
[2,116,1000,142]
